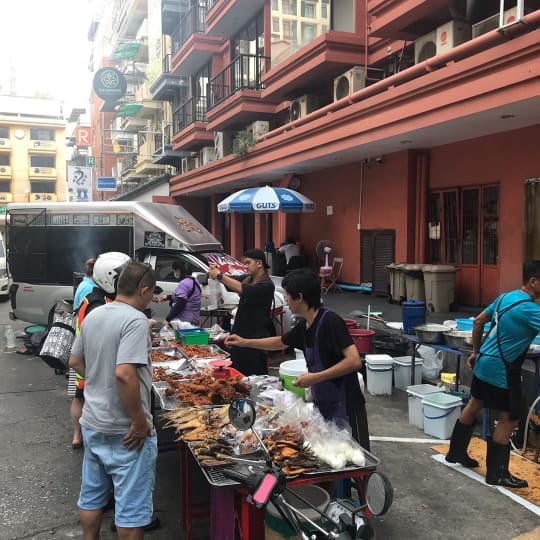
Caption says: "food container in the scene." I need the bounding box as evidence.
[176,328,210,345]
[179,343,230,360]
[442,330,473,350]
[413,324,450,344]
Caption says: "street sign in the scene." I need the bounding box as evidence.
[87,156,96,167]
[75,127,93,147]
[97,176,117,192]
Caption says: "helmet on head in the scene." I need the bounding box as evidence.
[93,252,132,294]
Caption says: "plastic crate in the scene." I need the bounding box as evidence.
[176,328,209,345]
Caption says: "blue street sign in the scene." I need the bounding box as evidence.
[97,176,117,191]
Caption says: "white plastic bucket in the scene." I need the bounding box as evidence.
[393,356,423,390]
[422,392,462,439]
[365,354,394,395]
[279,359,307,399]
[406,384,444,429]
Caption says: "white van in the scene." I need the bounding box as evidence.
[0,231,9,299]
[7,202,290,330]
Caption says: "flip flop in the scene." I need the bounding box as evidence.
[71,441,83,450]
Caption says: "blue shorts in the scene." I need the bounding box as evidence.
[78,426,158,528]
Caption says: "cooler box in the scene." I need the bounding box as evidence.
[365,354,394,396]
[176,328,210,345]
[422,392,462,439]
[402,300,426,334]
[393,356,423,390]
[406,384,444,429]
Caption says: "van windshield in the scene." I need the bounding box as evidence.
[199,252,246,275]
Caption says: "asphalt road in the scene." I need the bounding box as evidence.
[1,297,539,539]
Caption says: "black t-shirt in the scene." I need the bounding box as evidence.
[231,275,275,338]
[282,309,365,408]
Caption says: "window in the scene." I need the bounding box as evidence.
[321,0,328,18]
[30,155,55,167]
[0,155,9,166]
[483,186,499,265]
[283,20,292,39]
[282,0,297,15]
[30,127,55,141]
[271,0,278,9]
[0,127,8,138]
[31,181,56,193]
[462,189,479,265]
[272,17,280,32]
[301,1,315,18]
[154,255,201,282]
[0,180,10,191]
[301,22,316,43]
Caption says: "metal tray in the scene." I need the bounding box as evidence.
[152,382,183,411]
[179,343,230,360]
[302,447,380,476]
[151,347,188,370]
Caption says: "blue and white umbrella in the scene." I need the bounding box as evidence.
[217,185,315,213]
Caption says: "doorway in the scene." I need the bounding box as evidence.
[360,229,395,296]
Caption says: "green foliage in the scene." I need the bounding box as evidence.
[232,129,256,156]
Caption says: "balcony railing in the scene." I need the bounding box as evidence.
[122,153,138,172]
[173,95,208,132]
[163,53,172,74]
[172,4,208,55]
[208,53,268,109]
[154,124,173,152]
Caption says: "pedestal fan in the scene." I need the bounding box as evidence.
[316,240,334,276]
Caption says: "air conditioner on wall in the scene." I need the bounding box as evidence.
[181,157,198,174]
[249,120,270,139]
[333,67,366,101]
[214,131,233,160]
[414,31,437,64]
[290,95,319,121]
[436,21,471,54]
[200,146,215,166]
[472,8,518,38]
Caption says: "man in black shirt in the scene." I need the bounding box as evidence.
[225,268,369,449]
[209,248,275,376]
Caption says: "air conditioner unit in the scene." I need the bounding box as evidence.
[436,21,471,54]
[200,146,215,166]
[472,8,518,38]
[414,31,437,64]
[214,131,233,160]
[248,120,270,139]
[290,95,319,121]
[333,67,367,101]
[181,157,198,174]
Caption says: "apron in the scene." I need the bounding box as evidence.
[305,309,348,427]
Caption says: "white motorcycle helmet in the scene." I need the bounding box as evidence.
[93,252,132,295]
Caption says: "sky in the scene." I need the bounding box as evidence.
[0,0,94,110]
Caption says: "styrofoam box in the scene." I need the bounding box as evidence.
[422,392,463,439]
[365,354,394,396]
[406,384,444,429]
[393,356,423,390]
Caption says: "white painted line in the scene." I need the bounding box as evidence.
[432,454,540,517]
[370,436,450,444]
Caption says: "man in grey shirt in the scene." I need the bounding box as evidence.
[70,262,157,540]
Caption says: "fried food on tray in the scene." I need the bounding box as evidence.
[151,349,175,362]
[179,344,221,358]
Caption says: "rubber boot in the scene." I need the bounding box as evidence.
[503,443,528,488]
[445,420,479,468]
[485,439,528,488]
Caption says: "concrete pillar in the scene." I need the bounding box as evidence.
[230,213,243,259]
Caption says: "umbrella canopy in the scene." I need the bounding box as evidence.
[217,185,315,213]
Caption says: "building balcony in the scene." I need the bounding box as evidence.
[153,125,189,167]
[111,0,147,41]
[0,165,11,177]
[206,53,277,131]
[150,54,186,101]
[171,3,207,56]
[162,0,183,35]
[0,138,11,150]
[261,31,366,101]
[172,96,214,151]
[29,139,57,153]
[206,0,265,38]
[135,156,165,177]
[29,166,56,178]
[170,32,222,77]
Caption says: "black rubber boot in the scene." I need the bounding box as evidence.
[445,420,479,468]
[485,439,528,488]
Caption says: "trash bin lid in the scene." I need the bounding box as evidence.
[404,264,426,270]
[394,263,407,269]
[423,265,456,273]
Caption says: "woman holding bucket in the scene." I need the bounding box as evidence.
[225,268,370,450]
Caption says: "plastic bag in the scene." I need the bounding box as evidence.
[418,345,443,378]
[207,278,223,309]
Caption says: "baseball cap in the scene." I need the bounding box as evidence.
[243,248,270,269]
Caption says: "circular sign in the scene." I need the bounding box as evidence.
[93,67,127,102]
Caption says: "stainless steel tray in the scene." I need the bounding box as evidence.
[152,382,183,411]
[179,343,230,360]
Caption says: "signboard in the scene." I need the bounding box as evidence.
[0,205,6,215]
[87,156,96,167]
[97,176,117,192]
[67,166,93,202]
[30,193,57,202]
[75,127,93,147]
[93,67,127,102]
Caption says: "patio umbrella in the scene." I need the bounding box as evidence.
[217,185,316,213]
